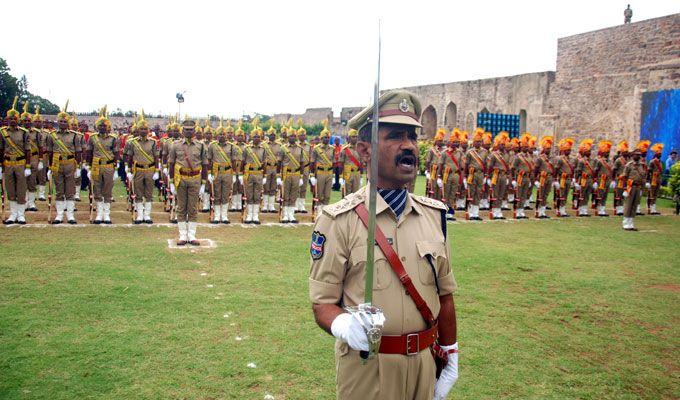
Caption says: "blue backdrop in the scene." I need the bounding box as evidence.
[640,89,680,163]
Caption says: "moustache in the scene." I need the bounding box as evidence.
[395,150,417,166]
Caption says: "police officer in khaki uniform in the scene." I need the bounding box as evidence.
[19,102,42,212]
[309,90,459,400]
[262,122,281,213]
[169,118,208,245]
[0,97,32,224]
[311,120,336,216]
[532,136,555,219]
[230,122,246,212]
[621,140,650,231]
[68,115,85,202]
[46,101,82,224]
[486,132,510,220]
[464,128,487,220]
[553,138,575,217]
[592,140,615,217]
[242,125,267,224]
[510,134,533,219]
[124,112,159,224]
[437,129,465,220]
[86,106,119,224]
[200,120,214,213]
[207,119,237,224]
[574,139,595,216]
[612,141,629,216]
[647,143,664,215]
[278,131,304,223]
[296,123,311,214]
[339,129,364,196]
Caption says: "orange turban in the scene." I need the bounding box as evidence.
[578,139,594,153]
[597,140,612,154]
[459,130,469,142]
[449,128,461,143]
[650,143,664,155]
[540,136,553,149]
[635,140,651,153]
[559,138,575,151]
[434,128,446,142]
[472,128,484,142]
[616,140,629,152]
[482,132,492,145]
[509,137,520,149]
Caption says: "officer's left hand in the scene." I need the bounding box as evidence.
[24,168,32,177]
[339,178,345,187]
[360,177,364,186]
[238,175,243,185]
[199,184,205,195]
[309,176,317,186]
[534,181,540,188]
[609,181,616,189]
[463,180,468,189]
[592,182,598,189]
[87,170,92,180]
[152,171,159,181]
[169,183,176,195]
[436,178,443,188]
[38,161,44,171]
[262,177,267,185]
[276,177,282,186]
[645,182,651,189]
[433,342,459,400]
[299,178,304,186]
[74,169,81,179]
[46,170,51,181]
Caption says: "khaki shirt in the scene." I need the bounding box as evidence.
[553,154,574,178]
[243,143,267,172]
[339,143,362,172]
[486,150,510,175]
[233,142,246,167]
[465,147,487,175]
[45,129,82,155]
[426,146,443,169]
[279,143,304,173]
[312,143,336,171]
[169,139,207,171]
[437,148,464,177]
[309,185,457,336]
[613,156,627,179]
[299,141,311,173]
[623,160,647,186]
[263,141,281,171]
[534,154,556,179]
[207,140,237,165]
[27,128,42,154]
[593,157,614,181]
[87,133,120,162]
[0,127,31,157]
[575,156,595,180]
[124,136,158,167]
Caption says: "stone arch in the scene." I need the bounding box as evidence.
[420,105,437,139]
[480,107,490,114]
[465,112,475,134]
[444,101,457,131]
[519,109,527,133]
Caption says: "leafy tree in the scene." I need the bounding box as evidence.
[0,58,59,116]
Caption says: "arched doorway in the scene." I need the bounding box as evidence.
[420,105,437,139]
[480,107,490,114]
[519,109,527,133]
[444,101,457,131]
[465,113,474,134]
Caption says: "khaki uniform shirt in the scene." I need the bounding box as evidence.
[534,154,556,179]
[311,143,335,172]
[279,143,304,173]
[465,147,487,175]
[553,154,575,179]
[0,127,31,158]
[27,128,42,156]
[168,139,207,171]
[339,143,362,172]
[438,148,464,178]
[594,157,614,182]
[300,141,311,173]
[87,133,120,162]
[486,150,510,175]
[45,129,82,156]
[243,143,267,172]
[623,160,647,186]
[263,140,281,172]
[309,186,457,336]
[575,156,596,180]
[124,136,158,167]
[426,146,443,170]
[233,142,246,172]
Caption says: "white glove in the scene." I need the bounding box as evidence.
[47,170,51,181]
[87,171,92,180]
[0,166,3,175]
[276,177,282,186]
[483,178,489,185]
[310,176,317,186]
[74,168,81,178]
[163,167,168,176]
[433,342,459,400]
[125,165,129,174]
[208,174,214,183]
[152,171,159,180]
[552,181,560,189]
[534,181,540,188]
[238,175,243,185]
[622,190,629,198]
[592,182,598,189]
[330,313,369,352]
[463,180,468,189]
[609,181,616,189]
[511,180,517,188]
[262,177,267,185]
[339,178,345,187]
[571,178,576,186]
[24,168,32,177]
[199,184,205,195]
[425,171,431,180]
[436,178,443,188]
[126,172,133,182]
[232,175,237,184]
[38,161,44,171]
[505,178,509,185]
[575,183,581,190]
[645,182,651,189]
[169,183,176,195]
[299,178,304,186]
[360,177,364,186]
[83,164,90,172]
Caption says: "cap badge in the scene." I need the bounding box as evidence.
[399,99,409,113]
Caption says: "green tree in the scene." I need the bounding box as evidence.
[0,57,59,116]
[0,58,19,114]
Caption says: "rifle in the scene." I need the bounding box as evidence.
[209,178,215,222]
[47,170,53,223]
[535,171,546,218]
[465,166,474,220]
[311,181,319,221]
[126,174,136,223]
[1,171,6,221]
[514,170,524,218]
[489,169,497,219]
[648,172,659,214]
[278,177,284,222]
[88,175,94,223]
[241,176,248,223]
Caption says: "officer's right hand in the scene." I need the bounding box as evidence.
[208,174,214,183]
[339,178,345,187]
[511,180,517,188]
[436,178,443,188]
[276,177,282,186]
[433,343,459,400]
[238,175,243,185]
[163,167,168,176]
[169,183,176,195]
[46,170,51,181]
[299,178,304,186]
[126,172,133,182]
[87,170,92,180]
[623,190,629,198]
[309,176,317,186]
[330,313,369,352]
[38,161,44,171]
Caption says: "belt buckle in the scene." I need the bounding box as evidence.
[406,333,419,356]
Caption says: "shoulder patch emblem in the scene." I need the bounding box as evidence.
[310,231,326,260]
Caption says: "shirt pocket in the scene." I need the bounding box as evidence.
[349,245,392,291]
[415,240,447,288]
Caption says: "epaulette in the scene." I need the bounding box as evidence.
[411,194,448,211]
[89,132,99,137]
[322,190,366,218]
[18,126,29,133]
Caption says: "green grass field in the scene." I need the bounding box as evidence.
[1,177,679,399]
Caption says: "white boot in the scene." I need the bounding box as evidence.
[508,194,515,203]
[16,203,26,224]
[177,221,188,243]
[650,204,658,214]
[472,205,479,218]
[540,206,548,217]
[621,217,628,229]
[636,204,641,214]
[268,195,276,212]
[597,205,606,216]
[202,193,210,211]
[517,208,525,218]
[262,195,269,212]
[298,197,307,212]
[281,206,290,223]
[253,205,260,224]
[245,204,253,223]
[212,205,220,223]
[38,185,46,200]
[188,221,198,243]
[492,207,500,219]
[290,206,298,223]
[104,203,112,224]
[135,203,144,223]
[74,189,80,201]
[237,194,243,210]
[66,200,76,223]
[27,192,36,210]
[4,201,18,223]
[501,200,509,209]
[144,202,153,222]
[616,205,623,215]
[54,200,65,223]
[95,202,104,223]
[221,204,229,223]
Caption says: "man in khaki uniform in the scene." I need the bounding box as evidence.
[230,122,246,212]
[510,134,534,219]
[464,128,487,220]
[647,143,664,215]
[621,141,650,230]
[574,139,595,217]
[425,129,445,200]
[486,132,510,220]
[1,97,32,224]
[278,131,304,223]
[68,116,85,202]
[86,106,119,224]
[437,129,465,220]
[262,122,281,213]
[339,129,364,196]
[532,136,555,219]
[552,138,575,217]
[19,103,42,212]
[37,118,51,201]
[242,126,267,224]
[207,120,237,224]
[311,121,336,216]
[478,132,492,210]
[124,113,159,224]
[612,141,629,216]
[592,140,615,217]
[169,118,207,245]
[296,124,311,214]
[310,90,459,400]
[46,101,82,224]
[200,121,214,213]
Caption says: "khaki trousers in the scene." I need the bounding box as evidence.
[346,172,361,195]
[245,173,263,205]
[93,166,115,202]
[490,173,507,208]
[282,174,300,206]
[134,170,155,203]
[316,172,333,205]
[443,173,461,208]
[624,186,641,218]
[3,164,27,204]
[176,177,200,222]
[264,168,278,196]
[54,162,76,201]
[213,173,233,205]
[467,171,484,205]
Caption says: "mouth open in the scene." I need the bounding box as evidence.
[397,154,416,173]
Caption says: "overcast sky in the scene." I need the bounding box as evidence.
[3,0,677,117]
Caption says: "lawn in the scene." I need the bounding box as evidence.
[0,180,678,399]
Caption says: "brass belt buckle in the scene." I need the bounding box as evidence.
[406,333,419,356]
